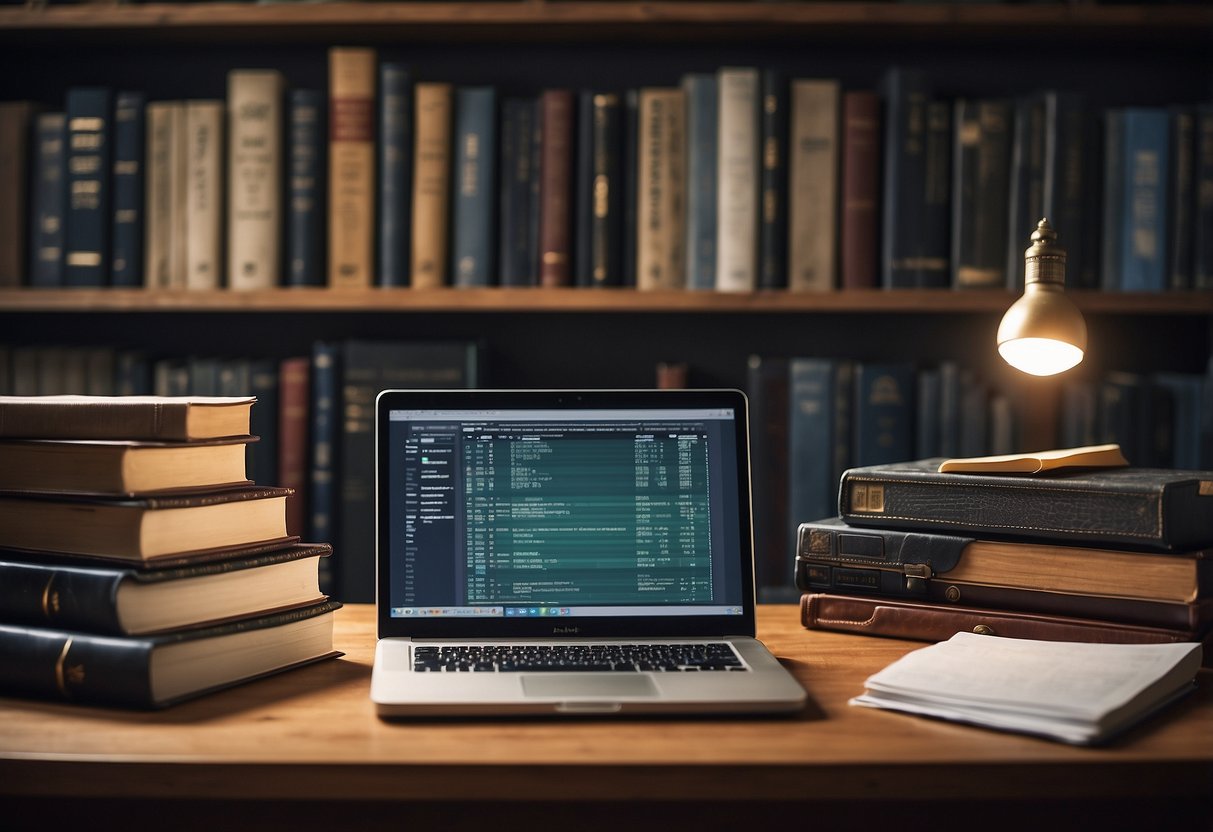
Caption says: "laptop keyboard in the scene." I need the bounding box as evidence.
[412,643,747,673]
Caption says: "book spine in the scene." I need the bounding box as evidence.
[0,622,156,707]
[287,89,325,287]
[1119,109,1170,292]
[622,89,639,288]
[951,99,1012,289]
[0,561,125,634]
[573,90,595,287]
[1006,94,1046,291]
[788,79,839,292]
[590,92,623,288]
[451,86,498,287]
[758,69,788,291]
[309,341,339,595]
[410,82,453,289]
[683,74,718,291]
[715,67,759,292]
[1042,92,1093,289]
[247,358,280,490]
[636,87,686,291]
[109,93,144,287]
[921,99,953,288]
[184,101,224,291]
[538,89,574,287]
[746,355,791,601]
[29,111,68,288]
[328,47,376,289]
[142,103,181,290]
[1195,105,1213,290]
[1101,109,1125,291]
[1167,108,1195,290]
[64,88,112,287]
[853,362,916,467]
[915,367,941,458]
[498,97,538,286]
[377,64,411,287]
[840,91,879,290]
[0,102,33,286]
[278,355,310,539]
[958,371,988,457]
[227,70,284,290]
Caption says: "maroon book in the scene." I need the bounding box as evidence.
[840,91,880,289]
[538,89,573,287]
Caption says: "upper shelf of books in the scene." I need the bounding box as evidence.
[2,287,1212,315]
[1,2,1210,43]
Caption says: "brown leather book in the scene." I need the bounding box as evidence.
[0,395,254,440]
[328,47,377,289]
[840,90,879,289]
[410,82,453,288]
[538,89,573,287]
[800,592,1209,655]
[276,356,310,538]
[0,102,34,286]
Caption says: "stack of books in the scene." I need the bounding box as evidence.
[795,445,1213,658]
[0,395,341,709]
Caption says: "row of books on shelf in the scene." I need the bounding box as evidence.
[0,339,483,603]
[747,355,1213,600]
[794,453,1211,742]
[0,395,342,709]
[1,57,1211,293]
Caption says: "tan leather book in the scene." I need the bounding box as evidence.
[788,79,839,292]
[410,82,453,288]
[328,47,376,289]
[636,87,685,290]
[144,101,186,290]
[227,69,284,290]
[184,100,224,291]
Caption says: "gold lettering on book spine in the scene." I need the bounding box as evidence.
[54,638,75,698]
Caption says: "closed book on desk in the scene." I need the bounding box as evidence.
[0,395,254,441]
[839,459,1213,552]
[0,437,252,496]
[0,599,341,709]
[0,486,291,562]
[0,542,329,635]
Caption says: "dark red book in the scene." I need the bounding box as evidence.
[538,89,573,287]
[840,91,880,289]
[277,356,310,538]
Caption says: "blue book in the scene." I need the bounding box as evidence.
[28,112,67,288]
[451,87,497,287]
[247,358,280,490]
[498,97,539,286]
[63,88,112,287]
[787,358,854,571]
[1006,93,1046,291]
[1104,108,1171,292]
[758,68,788,290]
[683,73,718,291]
[377,65,411,287]
[915,367,941,459]
[287,89,325,287]
[309,341,340,595]
[853,362,916,467]
[951,98,1011,289]
[1041,92,1095,289]
[937,360,961,458]
[1154,373,1203,470]
[109,92,143,287]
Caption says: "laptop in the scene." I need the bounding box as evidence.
[370,388,807,716]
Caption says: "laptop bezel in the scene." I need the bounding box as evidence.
[375,388,758,640]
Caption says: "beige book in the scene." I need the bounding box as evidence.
[328,47,377,289]
[637,87,686,291]
[185,101,224,291]
[715,67,759,292]
[143,102,186,290]
[788,79,839,292]
[938,443,1129,474]
[227,69,284,290]
[411,83,453,289]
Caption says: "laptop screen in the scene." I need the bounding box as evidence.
[376,390,756,639]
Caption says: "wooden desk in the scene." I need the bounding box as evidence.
[2,604,1211,832]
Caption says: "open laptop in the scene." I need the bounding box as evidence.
[370,388,806,716]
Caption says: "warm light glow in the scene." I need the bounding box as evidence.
[998,338,1084,377]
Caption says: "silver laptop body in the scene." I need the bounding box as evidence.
[370,389,806,717]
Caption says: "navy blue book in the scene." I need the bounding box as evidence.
[1168,107,1195,290]
[28,112,67,288]
[309,341,339,595]
[683,74,718,291]
[1100,109,1125,291]
[1154,373,1203,470]
[498,97,539,286]
[1196,105,1213,290]
[287,89,325,287]
[64,88,112,286]
[247,358,280,492]
[451,86,497,287]
[922,99,953,289]
[951,98,1011,289]
[377,65,411,287]
[573,90,595,286]
[622,89,640,288]
[958,372,989,458]
[1105,108,1171,292]
[1006,94,1046,291]
[787,358,854,562]
[853,362,916,467]
[338,340,481,602]
[880,69,938,288]
[937,360,961,458]
[109,92,143,287]
[1041,92,1095,289]
[758,68,788,291]
[915,366,941,459]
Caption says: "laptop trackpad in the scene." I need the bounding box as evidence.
[521,674,659,698]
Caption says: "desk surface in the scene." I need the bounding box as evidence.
[2,604,1211,805]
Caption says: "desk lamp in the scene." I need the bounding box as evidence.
[997,218,1087,376]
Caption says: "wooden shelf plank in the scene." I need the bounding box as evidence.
[2,287,1211,315]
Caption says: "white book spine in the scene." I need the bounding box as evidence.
[789,79,840,292]
[715,67,759,292]
[143,102,185,290]
[185,101,224,291]
[227,70,284,291]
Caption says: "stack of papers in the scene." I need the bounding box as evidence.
[851,631,1203,745]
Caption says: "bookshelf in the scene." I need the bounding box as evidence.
[2,2,1211,601]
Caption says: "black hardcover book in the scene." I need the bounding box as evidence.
[109,91,144,287]
[839,458,1213,552]
[590,92,623,287]
[338,340,481,602]
[63,88,112,287]
[746,355,791,601]
[622,88,640,288]
[1006,93,1045,291]
[758,68,788,290]
[29,112,68,288]
[0,542,331,635]
[246,358,280,490]
[1196,105,1213,290]
[1042,92,1095,289]
[951,98,1011,289]
[377,65,412,287]
[1168,107,1196,290]
[287,89,326,287]
[573,90,595,286]
[0,599,341,709]
[498,97,539,286]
